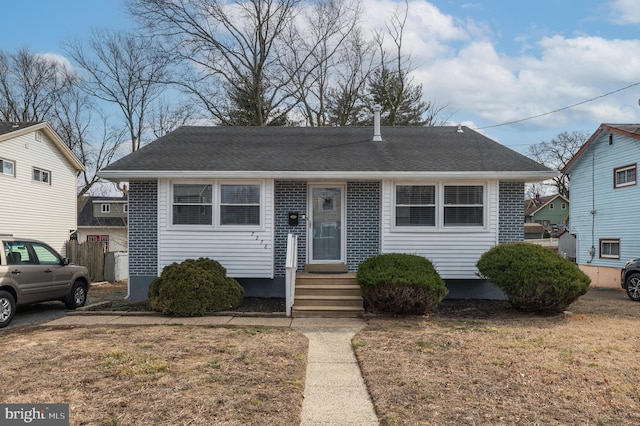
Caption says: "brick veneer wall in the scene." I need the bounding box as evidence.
[128,180,158,275]
[346,181,380,270]
[274,181,307,277]
[499,181,524,243]
[273,181,381,275]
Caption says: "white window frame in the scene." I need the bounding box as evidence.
[0,158,15,177]
[168,180,264,231]
[600,239,620,259]
[218,182,262,228]
[614,164,637,188]
[101,204,111,213]
[394,184,437,228]
[170,181,214,228]
[392,182,487,232]
[32,167,50,184]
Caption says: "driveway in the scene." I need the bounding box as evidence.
[0,302,68,333]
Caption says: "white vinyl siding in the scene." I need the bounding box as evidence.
[158,179,274,278]
[382,180,498,279]
[0,129,78,255]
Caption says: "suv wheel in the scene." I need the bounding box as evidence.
[65,282,88,309]
[625,273,640,301]
[0,290,16,328]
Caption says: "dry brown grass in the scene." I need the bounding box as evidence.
[5,281,639,425]
[354,289,640,425]
[0,326,307,425]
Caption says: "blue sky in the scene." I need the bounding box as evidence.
[2,0,640,155]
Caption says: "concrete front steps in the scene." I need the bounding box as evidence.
[292,271,364,318]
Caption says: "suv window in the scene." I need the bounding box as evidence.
[31,243,61,265]
[3,241,33,264]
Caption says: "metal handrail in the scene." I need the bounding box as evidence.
[285,233,298,317]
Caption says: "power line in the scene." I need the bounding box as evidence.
[474,81,640,130]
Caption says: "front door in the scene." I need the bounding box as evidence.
[308,184,345,263]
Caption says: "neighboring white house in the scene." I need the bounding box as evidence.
[77,195,128,252]
[99,119,557,302]
[0,122,84,255]
[562,123,640,288]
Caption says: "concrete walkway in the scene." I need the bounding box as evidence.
[43,313,379,426]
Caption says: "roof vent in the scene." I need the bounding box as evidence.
[12,122,19,128]
[373,104,383,142]
[457,124,464,133]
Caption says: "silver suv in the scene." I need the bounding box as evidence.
[0,236,90,328]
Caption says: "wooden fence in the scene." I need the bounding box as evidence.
[66,240,106,282]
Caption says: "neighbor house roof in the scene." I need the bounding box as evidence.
[100,126,556,181]
[524,193,569,217]
[0,121,85,171]
[77,196,128,228]
[562,123,640,174]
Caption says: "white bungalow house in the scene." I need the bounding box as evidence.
[562,123,640,288]
[0,122,84,255]
[99,115,556,308]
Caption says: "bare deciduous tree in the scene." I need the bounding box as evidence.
[0,47,75,122]
[65,29,171,151]
[129,0,305,126]
[528,130,589,198]
[288,0,363,126]
[365,0,448,126]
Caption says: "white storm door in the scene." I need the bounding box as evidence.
[308,185,346,263]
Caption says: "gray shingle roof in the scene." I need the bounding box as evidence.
[101,125,552,177]
[0,121,41,136]
[77,196,127,228]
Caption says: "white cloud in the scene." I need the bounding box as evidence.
[609,0,640,24]
[359,1,640,133]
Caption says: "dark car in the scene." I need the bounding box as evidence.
[0,236,91,327]
[621,258,640,301]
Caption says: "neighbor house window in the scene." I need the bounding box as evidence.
[32,167,50,184]
[395,185,436,227]
[87,235,110,251]
[443,185,484,226]
[0,158,15,176]
[124,204,128,213]
[614,164,637,188]
[220,184,260,226]
[549,203,554,210]
[561,203,567,210]
[172,183,213,225]
[600,239,620,259]
[101,204,111,213]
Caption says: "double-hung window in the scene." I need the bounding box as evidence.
[395,185,435,227]
[443,185,484,227]
[220,184,260,226]
[394,183,485,229]
[614,164,636,188]
[0,158,15,176]
[172,184,213,225]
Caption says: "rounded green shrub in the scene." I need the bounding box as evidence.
[148,257,244,316]
[476,242,591,313]
[357,253,448,315]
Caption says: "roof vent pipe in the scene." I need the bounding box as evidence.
[373,104,383,141]
[457,124,464,133]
